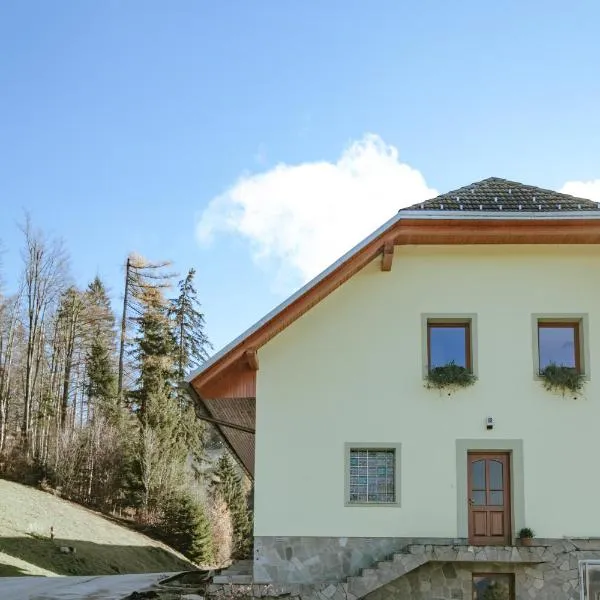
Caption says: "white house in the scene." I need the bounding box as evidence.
[190,177,600,600]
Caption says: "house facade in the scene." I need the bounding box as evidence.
[191,178,600,600]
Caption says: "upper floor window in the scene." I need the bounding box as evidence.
[427,320,472,371]
[537,321,581,373]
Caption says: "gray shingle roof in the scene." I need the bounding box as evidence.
[403,177,600,213]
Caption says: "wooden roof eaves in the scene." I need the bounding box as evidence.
[187,209,404,388]
[186,381,254,479]
[188,213,600,393]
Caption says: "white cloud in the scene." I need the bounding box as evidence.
[197,134,437,289]
[559,180,600,202]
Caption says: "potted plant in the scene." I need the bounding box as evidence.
[425,360,477,393]
[539,363,584,398]
[518,527,534,547]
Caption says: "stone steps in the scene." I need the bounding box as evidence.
[346,543,546,598]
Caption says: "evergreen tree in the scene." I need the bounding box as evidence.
[130,286,188,513]
[169,269,211,464]
[170,268,211,381]
[84,277,119,422]
[161,493,215,565]
[212,454,252,559]
[130,286,177,423]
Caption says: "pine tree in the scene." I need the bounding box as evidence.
[130,286,177,424]
[169,269,211,463]
[130,286,188,513]
[212,454,252,559]
[170,268,211,382]
[161,493,215,565]
[84,277,119,422]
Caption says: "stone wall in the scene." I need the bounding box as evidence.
[253,536,459,583]
[248,536,600,599]
[364,561,571,600]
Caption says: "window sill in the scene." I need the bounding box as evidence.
[533,372,590,382]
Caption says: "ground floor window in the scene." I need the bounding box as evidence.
[344,443,401,506]
[581,561,600,599]
[472,573,514,599]
[348,448,396,504]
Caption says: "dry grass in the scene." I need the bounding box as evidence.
[0,479,196,577]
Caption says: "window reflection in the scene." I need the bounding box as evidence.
[489,461,503,490]
[538,324,577,370]
[473,574,513,599]
[471,460,485,489]
[429,324,468,369]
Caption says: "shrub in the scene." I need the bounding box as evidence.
[518,527,534,539]
[208,494,233,567]
[426,361,477,391]
[539,363,584,396]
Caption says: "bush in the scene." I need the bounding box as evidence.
[425,361,477,391]
[539,363,584,396]
[211,455,253,559]
[208,494,233,567]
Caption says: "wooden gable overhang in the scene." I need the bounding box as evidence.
[189,215,600,478]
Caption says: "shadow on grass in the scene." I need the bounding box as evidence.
[0,563,31,577]
[0,537,194,577]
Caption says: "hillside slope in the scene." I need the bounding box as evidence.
[0,479,195,577]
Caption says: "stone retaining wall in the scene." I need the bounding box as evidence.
[245,536,600,599]
[253,536,459,583]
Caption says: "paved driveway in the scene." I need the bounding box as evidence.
[0,572,180,600]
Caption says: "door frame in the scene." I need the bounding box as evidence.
[467,451,512,546]
[455,439,525,545]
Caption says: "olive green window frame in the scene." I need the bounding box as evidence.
[421,314,478,379]
[456,439,525,542]
[344,443,402,507]
[532,313,590,380]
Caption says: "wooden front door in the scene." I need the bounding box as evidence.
[468,452,511,545]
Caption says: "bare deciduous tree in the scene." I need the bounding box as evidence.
[20,216,68,448]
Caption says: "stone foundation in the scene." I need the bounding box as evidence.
[245,536,600,599]
[253,536,459,583]
[364,561,573,600]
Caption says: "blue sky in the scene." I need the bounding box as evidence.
[1,1,600,352]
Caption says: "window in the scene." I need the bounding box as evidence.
[537,321,581,372]
[427,319,472,371]
[345,444,400,506]
[580,561,600,600]
[532,314,589,379]
[472,573,514,600]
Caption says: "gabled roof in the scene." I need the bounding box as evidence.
[188,176,600,477]
[404,177,600,213]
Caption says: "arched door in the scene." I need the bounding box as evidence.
[468,452,511,545]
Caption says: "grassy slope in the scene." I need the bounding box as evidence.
[0,479,195,577]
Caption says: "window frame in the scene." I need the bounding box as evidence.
[344,443,401,508]
[422,314,477,378]
[537,321,581,372]
[532,314,589,379]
